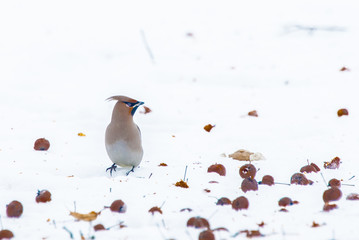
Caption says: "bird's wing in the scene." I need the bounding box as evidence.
[136,125,141,137]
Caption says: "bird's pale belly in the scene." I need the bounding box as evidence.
[105,140,143,167]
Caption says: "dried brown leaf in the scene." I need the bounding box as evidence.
[175,180,189,188]
[69,211,100,222]
[203,124,215,132]
[148,206,163,215]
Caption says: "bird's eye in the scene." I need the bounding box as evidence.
[123,101,135,108]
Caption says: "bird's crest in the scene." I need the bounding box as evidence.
[106,95,137,103]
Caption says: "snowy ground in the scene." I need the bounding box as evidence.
[1,1,359,239]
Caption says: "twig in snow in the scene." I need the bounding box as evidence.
[320,173,328,188]
[63,226,74,239]
[52,220,57,228]
[149,173,153,179]
[161,219,166,228]
[160,201,166,209]
[208,196,219,202]
[283,25,346,35]
[342,183,355,187]
[110,187,112,193]
[232,231,240,238]
[73,201,77,212]
[281,225,286,239]
[106,221,125,230]
[184,165,188,182]
[348,175,355,181]
[88,221,93,238]
[156,223,167,240]
[274,182,291,186]
[329,229,336,240]
[140,29,155,63]
[208,209,219,220]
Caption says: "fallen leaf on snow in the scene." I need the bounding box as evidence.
[257,222,265,227]
[119,224,127,228]
[311,221,320,228]
[248,110,258,117]
[212,227,229,232]
[229,149,265,161]
[180,208,192,212]
[279,208,288,212]
[69,211,100,222]
[250,152,265,161]
[240,230,263,238]
[337,108,349,117]
[175,180,189,188]
[209,181,219,184]
[324,157,341,169]
[323,203,338,212]
[347,193,359,200]
[148,206,163,215]
[229,149,253,161]
[203,124,215,132]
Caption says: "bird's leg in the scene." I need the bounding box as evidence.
[106,163,117,176]
[126,166,135,176]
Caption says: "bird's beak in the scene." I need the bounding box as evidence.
[134,101,144,108]
[130,101,144,116]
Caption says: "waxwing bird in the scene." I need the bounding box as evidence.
[105,95,144,176]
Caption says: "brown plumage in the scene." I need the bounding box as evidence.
[105,95,144,175]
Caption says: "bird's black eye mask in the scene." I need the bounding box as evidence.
[122,101,144,116]
[123,101,137,108]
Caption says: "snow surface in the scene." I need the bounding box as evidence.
[1,0,359,239]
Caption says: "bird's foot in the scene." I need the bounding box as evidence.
[126,166,135,176]
[106,163,117,176]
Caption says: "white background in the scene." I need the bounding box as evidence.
[1,1,359,239]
